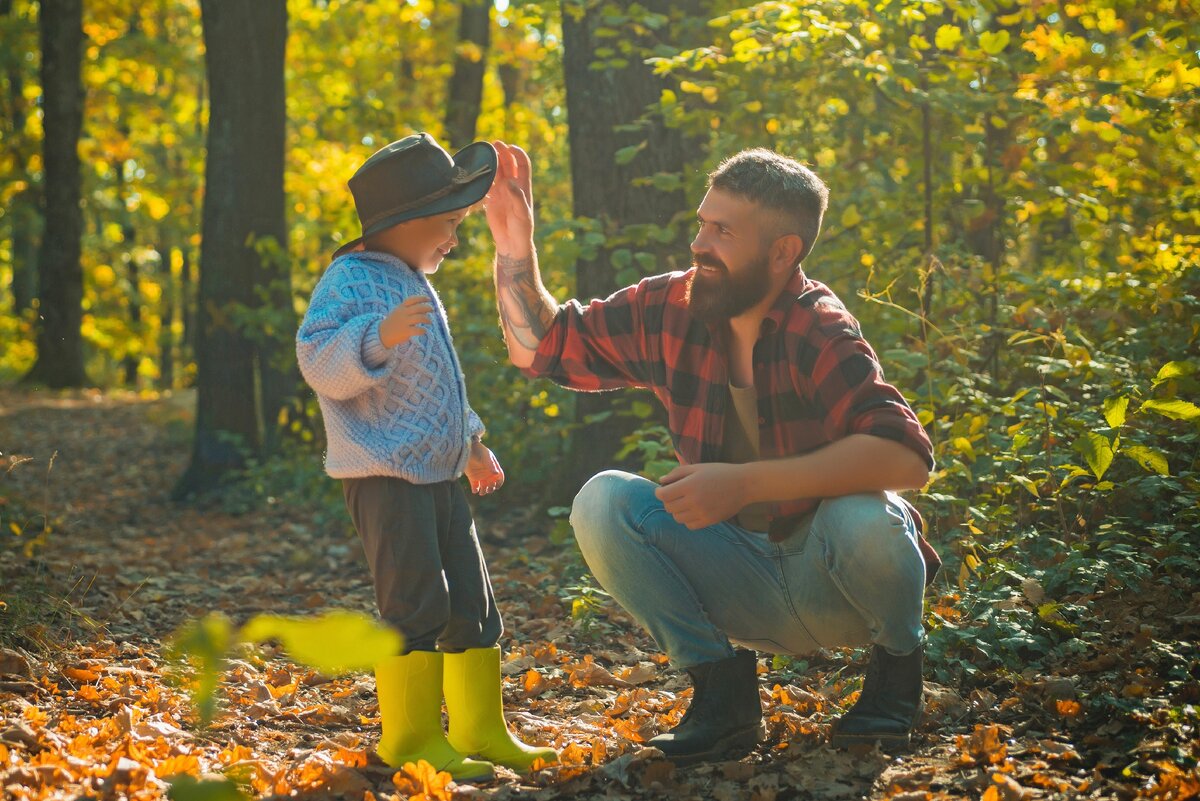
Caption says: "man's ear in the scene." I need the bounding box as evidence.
[770,233,805,273]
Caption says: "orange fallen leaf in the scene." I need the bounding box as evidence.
[956,724,1008,766]
[333,747,368,768]
[983,771,1028,801]
[393,760,454,801]
[156,754,201,778]
[75,685,102,702]
[63,667,100,683]
[523,668,551,697]
[1055,699,1082,718]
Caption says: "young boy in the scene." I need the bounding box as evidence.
[296,133,556,781]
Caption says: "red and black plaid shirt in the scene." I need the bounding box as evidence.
[526,268,938,572]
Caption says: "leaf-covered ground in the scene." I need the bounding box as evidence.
[1,388,1196,800]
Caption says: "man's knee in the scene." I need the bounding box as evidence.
[815,493,900,538]
[570,469,659,563]
[570,469,635,529]
[815,493,923,581]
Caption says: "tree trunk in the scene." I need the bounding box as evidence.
[113,154,142,387]
[443,0,491,150]
[7,191,39,314]
[175,0,288,499]
[24,0,85,388]
[2,0,38,315]
[558,0,701,496]
[157,246,175,391]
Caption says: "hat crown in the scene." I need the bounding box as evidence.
[334,133,496,258]
[349,133,459,215]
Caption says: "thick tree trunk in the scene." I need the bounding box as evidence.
[175,0,288,498]
[443,0,490,150]
[558,0,701,495]
[24,0,85,388]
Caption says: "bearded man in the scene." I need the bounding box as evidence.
[484,142,939,764]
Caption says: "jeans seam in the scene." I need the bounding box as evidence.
[775,544,824,648]
[631,506,736,663]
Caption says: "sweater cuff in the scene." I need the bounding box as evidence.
[467,408,486,440]
[361,318,391,369]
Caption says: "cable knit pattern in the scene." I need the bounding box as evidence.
[296,251,485,482]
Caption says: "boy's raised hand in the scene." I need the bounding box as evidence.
[465,440,505,495]
[485,141,534,256]
[379,295,434,348]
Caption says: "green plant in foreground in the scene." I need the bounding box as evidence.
[164,609,403,800]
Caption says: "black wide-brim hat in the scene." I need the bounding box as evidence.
[333,132,497,258]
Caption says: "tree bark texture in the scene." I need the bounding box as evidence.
[176,0,289,498]
[443,0,491,150]
[25,0,85,387]
[558,0,702,495]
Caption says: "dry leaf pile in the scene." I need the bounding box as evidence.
[1,388,1196,800]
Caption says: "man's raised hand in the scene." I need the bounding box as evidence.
[485,141,534,256]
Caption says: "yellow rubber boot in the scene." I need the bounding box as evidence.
[374,651,494,781]
[443,646,559,771]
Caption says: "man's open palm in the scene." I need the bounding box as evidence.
[485,141,534,253]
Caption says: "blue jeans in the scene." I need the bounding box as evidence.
[570,470,926,668]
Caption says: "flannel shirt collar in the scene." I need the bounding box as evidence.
[761,268,810,335]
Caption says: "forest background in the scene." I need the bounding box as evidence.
[1,1,1198,799]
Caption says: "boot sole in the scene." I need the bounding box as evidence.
[658,723,765,767]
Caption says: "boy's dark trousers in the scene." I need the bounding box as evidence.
[342,476,503,653]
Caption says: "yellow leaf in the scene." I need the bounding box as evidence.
[935,25,962,50]
[909,34,931,51]
[765,119,780,134]
[239,610,402,675]
[840,205,862,228]
[701,85,719,103]
[980,30,1010,55]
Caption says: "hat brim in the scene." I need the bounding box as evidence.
[333,141,497,259]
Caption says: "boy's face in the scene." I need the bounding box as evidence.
[374,208,470,274]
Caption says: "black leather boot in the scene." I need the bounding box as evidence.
[829,643,924,750]
[647,649,763,765]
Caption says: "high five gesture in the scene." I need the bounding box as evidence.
[485,141,558,368]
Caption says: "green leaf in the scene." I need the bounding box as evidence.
[1153,361,1196,385]
[1102,396,1129,428]
[240,610,403,675]
[166,613,234,727]
[979,30,1010,54]
[1012,475,1040,497]
[1076,432,1115,480]
[614,143,644,165]
[1123,445,1170,476]
[1140,399,1200,421]
[168,776,248,801]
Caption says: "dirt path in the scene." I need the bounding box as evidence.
[0,388,1194,800]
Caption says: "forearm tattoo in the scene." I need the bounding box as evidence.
[496,254,557,351]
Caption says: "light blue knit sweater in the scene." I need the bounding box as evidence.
[296,251,485,483]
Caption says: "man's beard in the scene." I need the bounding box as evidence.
[686,251,772,323]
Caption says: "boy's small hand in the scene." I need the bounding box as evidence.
[379,295,434,348]
[465,440,505,495]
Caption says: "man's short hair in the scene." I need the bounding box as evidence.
[707,148,829,262]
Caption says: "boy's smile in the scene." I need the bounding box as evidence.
[365,208,471,273]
